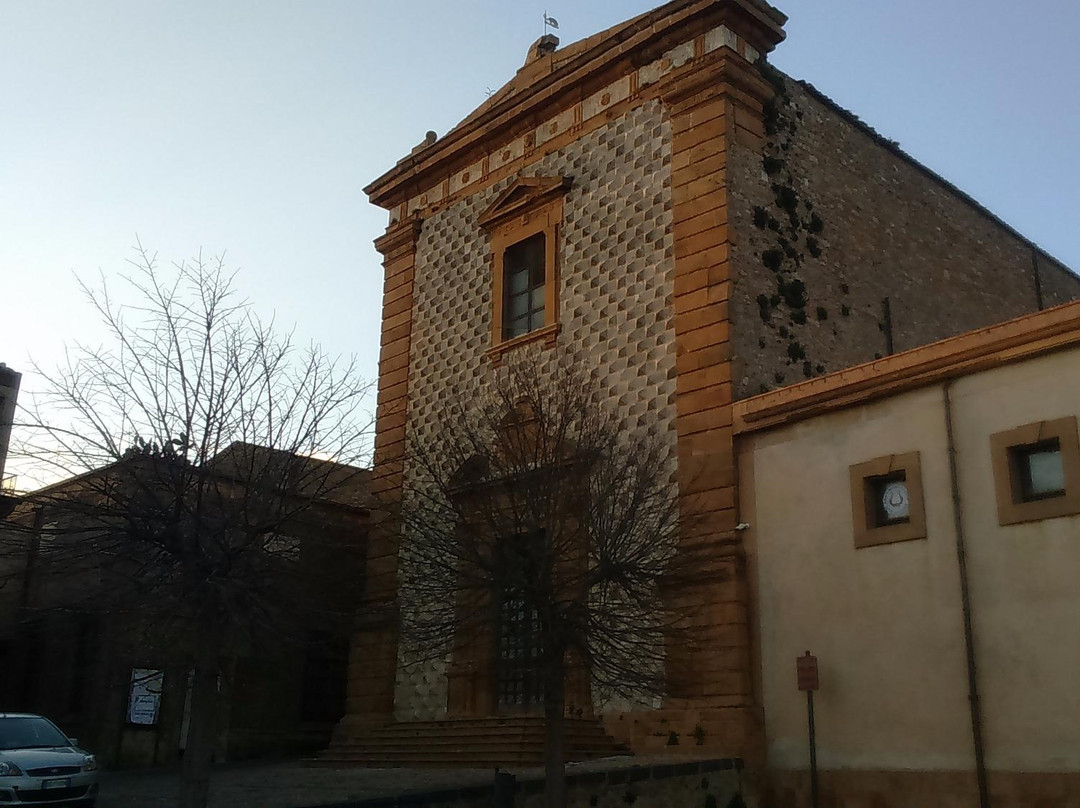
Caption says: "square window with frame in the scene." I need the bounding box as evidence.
[991,416,1080,525]
[850,452,926,549]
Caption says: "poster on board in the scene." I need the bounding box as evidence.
[128,669,164,726]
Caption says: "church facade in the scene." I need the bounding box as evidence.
[334,0,1080,802]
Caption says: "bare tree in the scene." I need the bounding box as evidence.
[395,356,693,807]
[4,242,371,808]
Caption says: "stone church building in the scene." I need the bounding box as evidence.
[330,0,1080,803]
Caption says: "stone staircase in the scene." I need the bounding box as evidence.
[318,716,630,767]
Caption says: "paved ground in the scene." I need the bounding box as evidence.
[95,754,670,807]
[97,761,498,808]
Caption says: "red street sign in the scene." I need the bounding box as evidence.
[797,651,819,692]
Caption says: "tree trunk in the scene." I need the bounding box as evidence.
[178,626,222,808]
[543,649,567,808]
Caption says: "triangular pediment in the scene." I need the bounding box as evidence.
[479,176,571,229]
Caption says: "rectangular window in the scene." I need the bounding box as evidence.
[480,176,568,363]
[992,417,1080,525]
[502,233,547,340]
[1011,439,1065,502]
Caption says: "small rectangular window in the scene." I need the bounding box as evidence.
[481,177,567,363]
[502,233,546,340]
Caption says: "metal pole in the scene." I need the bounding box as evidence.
[807,689,819,808]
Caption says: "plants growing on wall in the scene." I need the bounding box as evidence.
[750,60,852,390]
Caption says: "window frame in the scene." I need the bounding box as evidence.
[479,177,569,365]
[990,416,1080,525]
[849,452,927,549]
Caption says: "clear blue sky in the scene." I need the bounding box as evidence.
[3,0,1078,471]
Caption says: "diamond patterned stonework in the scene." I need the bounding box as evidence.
[393,101,678,721]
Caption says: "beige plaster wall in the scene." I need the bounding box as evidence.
[744,346,1080,779]
[745,385,972,772]
[949,349,1080,772]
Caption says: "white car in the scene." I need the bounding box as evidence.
[0,713,98,807]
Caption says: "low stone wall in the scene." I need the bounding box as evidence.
[307,759,746,808]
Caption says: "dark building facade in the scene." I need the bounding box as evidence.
[0,448,368,768]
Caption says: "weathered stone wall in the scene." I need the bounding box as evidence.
[728,75,1080,399]
[1037,250,1080,308]
[394,101,677,721]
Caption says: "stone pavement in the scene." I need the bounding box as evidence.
[96,761,499,808]
[94,754,721,807]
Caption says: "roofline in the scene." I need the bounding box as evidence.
[734,299,1080,435]
[16,451,371,516]
[364,0,786,208]
[795,78,1074,273]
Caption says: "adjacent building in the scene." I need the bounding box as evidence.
[737,301,1080,805]
[0,444,369,767]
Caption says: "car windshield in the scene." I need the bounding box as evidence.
[0,717,70,750]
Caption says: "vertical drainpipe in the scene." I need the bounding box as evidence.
[943,382,991,808]
[1031,248,1045,312]
[882,297,895,356]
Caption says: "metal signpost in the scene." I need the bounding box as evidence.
[797,651,820,808]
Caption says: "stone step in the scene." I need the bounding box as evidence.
[331,741,629,755]
[315,750,630,767]
[364,720,615,730]
[324,745,627,758]
[347,745,619,754]
[360,727,617,741]
[320,716,629,768]
[330,742,626,755]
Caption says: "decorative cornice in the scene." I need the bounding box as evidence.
[477,176,572,230]
[660,48,776,108]
[733,300,1080,436]
[373,216,423,260]
[484,323,560,368]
